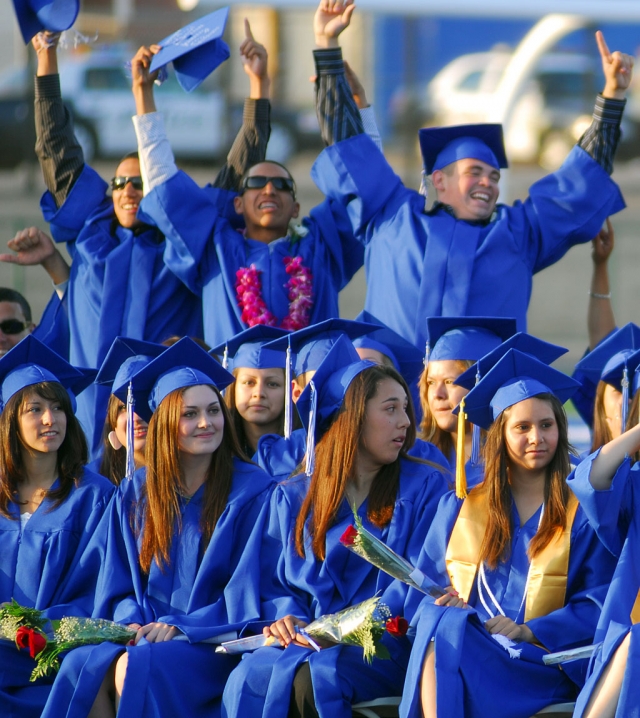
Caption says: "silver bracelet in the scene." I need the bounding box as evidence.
[588,291,611,299]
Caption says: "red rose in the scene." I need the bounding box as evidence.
[15,626,47,659]
[339,525,358,546]
[386,616,409,638]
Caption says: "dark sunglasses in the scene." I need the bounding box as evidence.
[241,175,295,194]
[110,175,143,192]
[0,319,27,335]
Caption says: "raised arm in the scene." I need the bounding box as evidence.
[577,31,634,174]
[213,19,272,191]
[583,421,640,490]
[0,227,71,290]
[343,60,382,151]
[32,32,84,208]
[313,0,364,146]
[588,218,616,350]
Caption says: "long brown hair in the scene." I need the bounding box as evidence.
[418,359,474,457]
[138,384,250,573]
[294,365,416,560]
[478,393,573,569]
[590,380,616,453]
[0,382,88,518]
[99,394,127,485]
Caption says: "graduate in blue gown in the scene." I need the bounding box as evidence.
[414,317,516,489]
[565,410,640,717]
[39,338,274,718]
[0,336,115,718]
[222,335,449,718]
[310,26,629,348]
[400,348,617,718]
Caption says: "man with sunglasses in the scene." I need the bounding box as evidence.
[0,289,35,356]
[5,29,273,458]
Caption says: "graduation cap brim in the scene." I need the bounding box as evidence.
[600,346,640,389]
[460,348,580,430]
[426,316,517,362]
[418,124,508,175]
[150,7,230,93]
[574,323,640,385]
[210,326,290,371]
[455,333,568,390]
[114,337,234,422]
[96,337,166,389]
[13,0,79,44]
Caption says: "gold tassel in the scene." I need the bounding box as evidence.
[456,397,468,499]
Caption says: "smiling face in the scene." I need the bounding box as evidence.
[233,162,300,243]
[503,397,559,474]
[358,377,411,470]
[432,157,500,221]
[177,385,225,456]
[426,360,469,433]
[114,403,149,454]
[19,389,67,455]
[112,157,143,229]
[234,367,285,430]
[0,301,33,356]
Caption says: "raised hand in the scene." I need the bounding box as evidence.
[240,19,270,98]
[592,218,614,266]
[0,227,70,285]
[596,31,634,100]
[131,45,162,114]
[314,0,356,49]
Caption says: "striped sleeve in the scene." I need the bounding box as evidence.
[577,94,626,175]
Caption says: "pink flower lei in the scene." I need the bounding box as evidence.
[235,256,313,331]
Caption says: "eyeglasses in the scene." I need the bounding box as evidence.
[0,319,27,335]
[110,176,143,192]
[241,175,295,195]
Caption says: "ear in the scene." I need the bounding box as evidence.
[291,378,304,404]
[290,202,300,220]
[233,195,245,215]
[431,169,445,193]
[108,430,123,451]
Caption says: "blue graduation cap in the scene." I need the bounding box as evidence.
[150,7,230,93]
[459,348,580,432]
[455,333,568,390]
[210,326,290,372]
[114,337,234,423]
[352,311,424,386]
[297,336,374,476]
[0,335,94,411]
[12,0,79,44]
[426,316,517,363]
[418,124,508,175]
[96,337,166,393]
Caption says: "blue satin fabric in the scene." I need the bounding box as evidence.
[400,486,616,718]
[137,170,365,348]
[222,458,448,718]
[40,458,275,718]
[0,469,114,718]
[39,165,203,456]
[311,135,625,350]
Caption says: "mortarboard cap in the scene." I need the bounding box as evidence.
[297,335,373,443]
[210,326,290,372]
[150,7,230,93]
[426,317,517,363]
[114,337,234,423]
[0,335,94,410]
[265,318,378,378]
[352,311,424,386]
[12,0,79,44]
[574,323,640,387]
[459,348,580,430]
[456,332,568,390]
[419,124,508,176]
[96,337,166,394]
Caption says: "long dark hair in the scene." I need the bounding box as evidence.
[478,393,573,569]
[138,384,250,573]
[0,382,87,518]
[98,394,127,485]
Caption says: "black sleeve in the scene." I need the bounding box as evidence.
[577,94,626,175]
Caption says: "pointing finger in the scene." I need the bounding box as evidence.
[596,30,611,61]
[244,18,254,41]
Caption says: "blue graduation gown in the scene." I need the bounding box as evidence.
[400,488,616,718]
[254,428,308,480]
[40,458,274,718]
[567,453,640,717]
[137,170,365,347]
[0,469,114,718]
[407,440,486,489]
[39,165,203,457]
[222,458,448,718]
[311,135,625,348]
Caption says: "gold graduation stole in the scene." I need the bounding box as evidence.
[630,594,640,624]
[445,486,579,621]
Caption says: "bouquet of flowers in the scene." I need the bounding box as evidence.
[217,596,408,664]
[340,514,447,599]
[0,600,137,681]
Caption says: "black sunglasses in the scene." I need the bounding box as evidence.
[0,319,27,335]
[241,175,295,195]
[110,175,143,191]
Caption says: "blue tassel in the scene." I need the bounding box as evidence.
[125,381,135,481]
[304,382,317,478]
[622,365,630,433]
[284,339,293,439]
